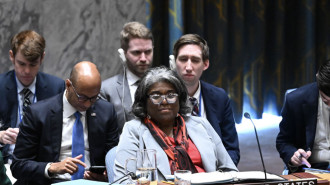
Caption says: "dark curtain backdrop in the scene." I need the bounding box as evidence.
[146,0,330,122]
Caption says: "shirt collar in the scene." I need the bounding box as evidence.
[126,68,140,86]
[191,81,201,102]
[63,90,86,118]
[16,75,36,95]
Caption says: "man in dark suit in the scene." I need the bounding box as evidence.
[0,151,11,185]
[0,30,65,163]
[276,60,330,173]
[11,61,119,185]
[100,22,154,134]
[172,34,240,166]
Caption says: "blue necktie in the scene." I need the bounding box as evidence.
[71,112,85,180]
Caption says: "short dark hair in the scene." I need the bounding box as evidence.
[10,30,45,62]
[120,22,153,52]
[173,34,209,61]
[317,59,330,96]
[132,66,191,119]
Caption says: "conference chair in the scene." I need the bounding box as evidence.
[105,146,117,183]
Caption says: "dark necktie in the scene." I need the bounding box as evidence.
[134,79,141,86]
[189,97,199,116]
[71,112,85,180]
[22,88,32,115]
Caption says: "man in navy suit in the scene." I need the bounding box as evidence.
[11,61,119,185]
[172,34,240,166]
[276,60,330,173]
[0,30,65,163]
[0,151,11,185]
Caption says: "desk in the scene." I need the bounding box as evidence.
[282,173,329,185]
[52,179,110,185]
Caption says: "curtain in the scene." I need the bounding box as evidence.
[146,0,330,122]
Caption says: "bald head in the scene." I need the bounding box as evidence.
[70,61,101,89]
[66,61,101,111]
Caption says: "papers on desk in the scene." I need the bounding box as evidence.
[191,171,285,184]
[303,167,330,174]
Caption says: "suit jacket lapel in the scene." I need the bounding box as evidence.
[86,105,98,165]
[116,72,132,113]
[6,71,19,127]
[201,81,219,126]
[304,88,319,150]
[50,94,64,161]
[186,119,217,172]
[141,126,171,178]
[35,72,47,100]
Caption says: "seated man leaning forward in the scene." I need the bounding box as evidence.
[11,61,119,185]
[277,59,330,173]
[114,66,237,183]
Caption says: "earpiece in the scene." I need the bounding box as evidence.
[118,48,127,123]
[169,55,176,70]
[118,48,126,65]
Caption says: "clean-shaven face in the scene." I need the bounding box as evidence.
[175,44,209,87]
[10,50,43,86]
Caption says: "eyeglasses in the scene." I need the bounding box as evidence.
[69,80,99,103]
[148,93,179,105]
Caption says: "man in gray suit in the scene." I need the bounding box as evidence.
[100,22,154,133]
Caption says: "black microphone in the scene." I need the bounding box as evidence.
[244,112,267,180]
[110,171,136,185]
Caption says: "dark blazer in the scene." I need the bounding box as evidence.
[0,151,11,185]
[201,81,240,166]
[276,82,319,172]
[10,93,119,185]
[0,70,65,161]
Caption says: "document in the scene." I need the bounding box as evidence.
[191,171,285,184]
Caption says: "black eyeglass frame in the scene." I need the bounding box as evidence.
[69,80,99,103]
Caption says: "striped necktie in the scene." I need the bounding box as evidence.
[22,88,32,116]
[189,97,199,116]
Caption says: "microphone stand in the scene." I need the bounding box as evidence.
[244,112,267,181]
[110,172,136,185]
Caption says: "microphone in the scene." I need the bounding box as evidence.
[244,112,267,180]
[110,171,136,185]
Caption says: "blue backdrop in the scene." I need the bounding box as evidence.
[146,0,330,122]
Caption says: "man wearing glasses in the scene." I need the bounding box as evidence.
[11,61,119,185]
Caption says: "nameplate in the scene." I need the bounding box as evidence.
[261,179,317,185]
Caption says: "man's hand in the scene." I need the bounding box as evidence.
[290,149,312,167]
[0,128,19,144]
[84,170,108,182]
[48,154,86,175]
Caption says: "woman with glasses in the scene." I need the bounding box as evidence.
[113,66,237,183]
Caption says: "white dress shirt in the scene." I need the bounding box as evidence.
[7,77,37,164]
[310,95,330,163]
[190,81,207,119]
[126,68,140,104]
[15,76,37,126]
[45,91,90,180]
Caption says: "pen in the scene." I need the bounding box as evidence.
[298,147,311,159]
